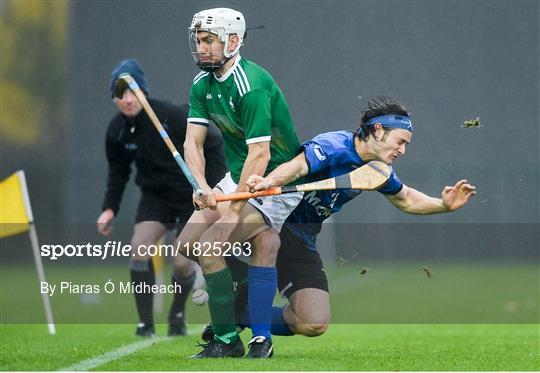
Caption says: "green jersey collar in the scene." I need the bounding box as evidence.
[214,54,241,82]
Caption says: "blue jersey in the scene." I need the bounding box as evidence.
[284,131,403,250]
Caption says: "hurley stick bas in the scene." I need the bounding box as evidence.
[215,160,392,202]
[114,73,203,196]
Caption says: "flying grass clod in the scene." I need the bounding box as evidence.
[462,117,481,128]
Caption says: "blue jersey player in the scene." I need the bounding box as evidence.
[243,96,476,337]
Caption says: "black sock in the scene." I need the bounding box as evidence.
[168,269,195,322]
[225,256,249,287]
[130,259,155,325]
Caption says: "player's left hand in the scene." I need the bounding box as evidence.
[193,186,217,210]
[442,179,476,211]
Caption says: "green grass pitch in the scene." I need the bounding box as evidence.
[1,263,539,370]
[1,324,538,370]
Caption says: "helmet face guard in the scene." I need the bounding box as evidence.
[189,28,228,73]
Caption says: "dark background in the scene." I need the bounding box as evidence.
[2,0,539,260]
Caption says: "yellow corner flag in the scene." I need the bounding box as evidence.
[0,170,56,335]
[152,237,166,313]
[0,171,33,238]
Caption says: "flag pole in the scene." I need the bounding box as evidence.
[28,224,56,335]
[18,171,56,335]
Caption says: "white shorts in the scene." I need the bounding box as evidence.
[216,172,303,232]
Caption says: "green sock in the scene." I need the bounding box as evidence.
[204,267,238,344]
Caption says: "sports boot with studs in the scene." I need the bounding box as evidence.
[190,337,245,358]
[168,312,187,336]
[246,336,273,358]
[135,323,155,337]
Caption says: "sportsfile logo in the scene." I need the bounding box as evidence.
[39,241,182,261]
[40,241,131,260]
[40,240,252,261]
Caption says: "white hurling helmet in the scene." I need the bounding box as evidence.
[188,8,246,72]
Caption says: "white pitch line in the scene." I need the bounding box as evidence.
[58,337,169,371]
[58,326,202,371]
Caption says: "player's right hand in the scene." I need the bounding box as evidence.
[246,175,272,192]
[193,187,217,210]
[97,209,115,236]
[441,179,476,211]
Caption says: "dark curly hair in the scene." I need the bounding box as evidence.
[357,96,410,141]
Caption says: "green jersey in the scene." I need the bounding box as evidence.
[188,55,300,184]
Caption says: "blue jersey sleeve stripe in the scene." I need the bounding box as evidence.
[302,141,329,175]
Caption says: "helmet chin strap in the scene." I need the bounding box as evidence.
[197,52,236,73]
[196,56,231,73]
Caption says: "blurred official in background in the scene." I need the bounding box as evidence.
[96,58,226,336]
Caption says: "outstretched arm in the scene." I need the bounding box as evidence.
[386,179,476,214]
[246,152,309,191]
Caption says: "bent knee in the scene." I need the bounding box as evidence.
[252,244,279,264]
[290,308,330,337]
[251,230,280,265]
[198,255,224,273]
[299,322,328,337]
[173,255,194,273]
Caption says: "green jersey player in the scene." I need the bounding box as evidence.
[188,54,300,184]
[176,8,302,358]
